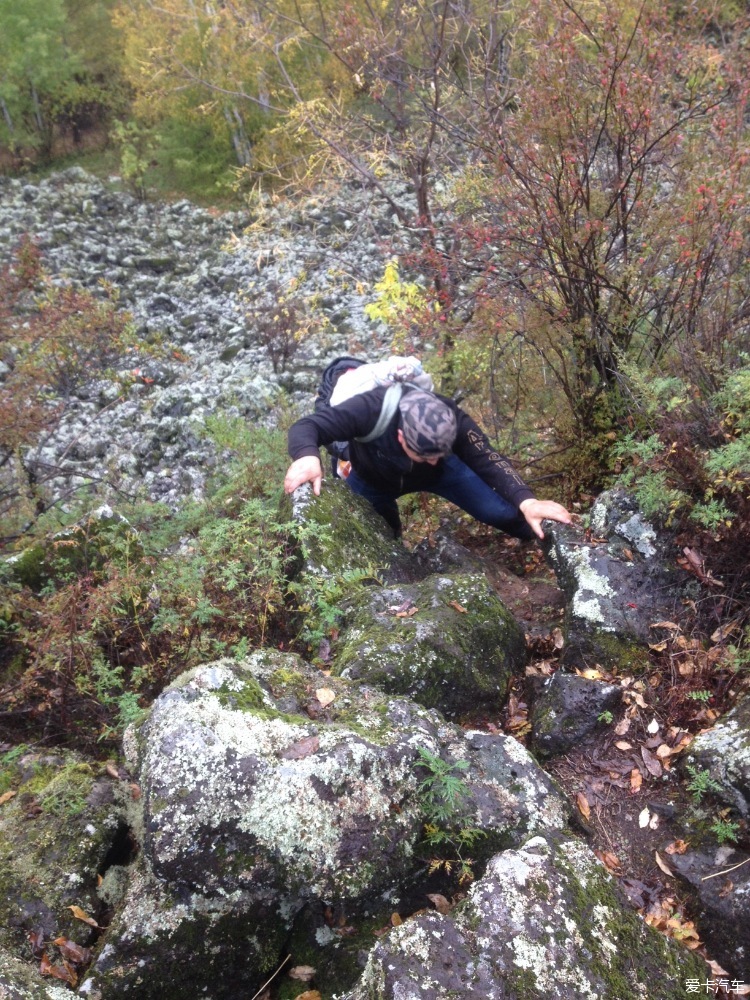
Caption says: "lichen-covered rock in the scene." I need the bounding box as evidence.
[333,573,526,717]
[685,695,750,817]
[544,490,690,669]
[78,857,289,1000]
[530,672,622,757]
[0,749,125,955]
[340,832,707,1000]
[131,652,564,903]
[88,652,568,999]
[669,844,750,978]
[132,653,428,902]
[289,480,417,586]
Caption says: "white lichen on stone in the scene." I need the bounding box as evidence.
[565,546,616,627]
[614,513,657,557]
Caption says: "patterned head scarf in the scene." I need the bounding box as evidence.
[398,391,457,458]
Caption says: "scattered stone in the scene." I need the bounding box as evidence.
[669,844,750,979]
[530,671,622,757]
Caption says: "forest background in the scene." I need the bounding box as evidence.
[1,0,750,754]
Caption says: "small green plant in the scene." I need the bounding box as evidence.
[686,690,712,703]
[709,817,740,845]
[415,747,486,884]
[597,710,614,725]
[685,764,723,804]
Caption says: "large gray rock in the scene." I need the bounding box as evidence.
[333,573,526,717]
[686,694,750,817]
[131,651,566,901]
[341,832,707,1000]
[544,490,691,669]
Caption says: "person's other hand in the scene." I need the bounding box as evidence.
[519,498,572,539]
[284,456,323,495]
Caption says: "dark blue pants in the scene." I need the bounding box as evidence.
[346,455,534,540]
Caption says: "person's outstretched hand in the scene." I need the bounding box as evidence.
[284,456,323,496]
[519,498,572,540]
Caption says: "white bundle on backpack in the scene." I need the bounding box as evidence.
[329,356,433,407]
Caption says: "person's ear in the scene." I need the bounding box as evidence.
[396,429,406,447]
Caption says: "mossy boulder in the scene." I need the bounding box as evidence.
[131,652,564,902]
[0,749,125,956]
[333,573,526,717]
[287,480,417,586]
[530,672,623,757]
[131,654,429,903]
[341,832,707,999]
[543,490,690,670]
[685,694,750,817]
[2,505,143,591]
[106,651,567,999]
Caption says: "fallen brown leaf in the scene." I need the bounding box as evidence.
[390,913,402,927]
[39,953,77,986]
[395,607,419,618]
[288,965,316,982]
[711,622,739,642]
[630,769,642,793]
[448,600,468,614]
[52,938,91,965]
[654,852,674,877]
[641,746,663,778]
[294,993,322,1000]
[718,880,734,898]
[0,790,16,806]
[66,906,99,929]
[594,849,621,873]
[665,840,689,855]
[614,741,633,751]
[315,688,336,708]
[576,792,591,820]
[655,744,673,759]
[706,958,730,977]
[426,893,452,914]
[105,763,120,780]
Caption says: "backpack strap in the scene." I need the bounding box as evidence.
[355,383,405,443]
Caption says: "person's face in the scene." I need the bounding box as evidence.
[397,429,443,465]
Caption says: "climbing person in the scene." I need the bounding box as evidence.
[284,371,572,541]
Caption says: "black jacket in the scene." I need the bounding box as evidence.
[287,385,535,507]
